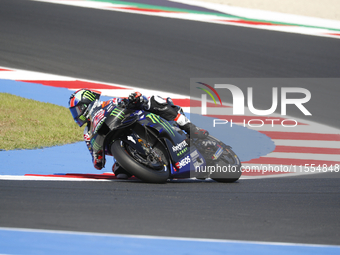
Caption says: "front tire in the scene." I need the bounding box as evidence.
[111,140,169,183]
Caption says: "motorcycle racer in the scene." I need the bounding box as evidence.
[68,89,208,178]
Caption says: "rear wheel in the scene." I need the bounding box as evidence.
[210,147,242,183]
[111,139,169,183]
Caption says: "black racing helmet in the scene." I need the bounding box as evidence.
[68,89,100,127]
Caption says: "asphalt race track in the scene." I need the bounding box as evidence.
[1,177,340,245]
[1,0,340,248]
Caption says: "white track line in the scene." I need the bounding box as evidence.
[30,0,340,39]
[273,140,340,149]
[1,226,339,248]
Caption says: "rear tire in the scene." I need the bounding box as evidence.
[111,140,169,183]
[210,147,242,183]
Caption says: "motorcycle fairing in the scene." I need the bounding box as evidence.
[89,105,207,177]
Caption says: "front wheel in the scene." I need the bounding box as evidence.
[111,140,169,183]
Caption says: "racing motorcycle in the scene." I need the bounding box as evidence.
[94,103,242,183]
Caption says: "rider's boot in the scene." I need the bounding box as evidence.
[112,162,132,179]
[174,112,209,139]
[181,122,209,139]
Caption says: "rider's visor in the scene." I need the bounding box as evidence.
[69,104,87,127]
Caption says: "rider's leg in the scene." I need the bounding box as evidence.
[173,112,209,139]
[146,96,208,138]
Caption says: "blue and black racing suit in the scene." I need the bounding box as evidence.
[83,93,207,171]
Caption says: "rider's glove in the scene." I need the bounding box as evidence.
[93,151,105,170]
[128,91,145,107]
[118,98,129,108]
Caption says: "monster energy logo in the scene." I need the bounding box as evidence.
[177,147,188,157]
[91,140,101,151]
[146,113,175,136]
[110,108,125,120]
[79,115,86,121]
[83,91,96,101]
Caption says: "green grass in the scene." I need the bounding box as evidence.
[0,93,83,150]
